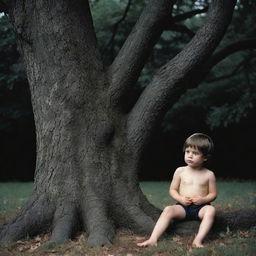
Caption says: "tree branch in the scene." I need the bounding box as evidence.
[103,0,132,54]
[108,0,174,108]
[206,37,256,70]
[164,23,195,37]
[172,7,208,23]
[163,7,209,37]
[206,57,252,83]
[127,0,237,153]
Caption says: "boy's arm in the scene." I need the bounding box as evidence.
[192,171,217,205]
[169,168,191,206]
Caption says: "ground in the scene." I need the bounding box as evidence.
[0,181,256,256]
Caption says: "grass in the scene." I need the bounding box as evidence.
[140,181,256,211]
[0,182,33,219]
[0,181,255,256]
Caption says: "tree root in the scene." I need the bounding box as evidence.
[82,197,115,246]
[1,190,254,248]
[0,196,54,246]
[171,209,256,236]
[49,204,78,244]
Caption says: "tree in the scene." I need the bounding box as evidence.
[163,1,256,131]
[0,0,254,247]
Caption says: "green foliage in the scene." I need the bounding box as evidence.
[207,88,255,129]
[0,16,26,90]
[0,15,32,131]
[90,0,145,64]
[163,2,256,131]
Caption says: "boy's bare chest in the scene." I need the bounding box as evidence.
[180,172,208,187]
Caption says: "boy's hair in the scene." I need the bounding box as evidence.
[183,133,214,159]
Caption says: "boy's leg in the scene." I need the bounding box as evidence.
[192,205,216,248]
[137,205,185,247]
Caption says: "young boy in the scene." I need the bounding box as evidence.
[137,133,217,248]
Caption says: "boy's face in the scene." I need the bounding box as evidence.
[184,146,206,169]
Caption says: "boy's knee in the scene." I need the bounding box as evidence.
[162,206,174,218]
[205,205,216,218]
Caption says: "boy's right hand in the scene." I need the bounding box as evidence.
[180,196,192,206]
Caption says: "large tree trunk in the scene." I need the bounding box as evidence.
[0,0,162,247]
[1,0,253,248]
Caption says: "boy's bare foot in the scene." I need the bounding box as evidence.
[137,239,157,248]
[192,239,204,248]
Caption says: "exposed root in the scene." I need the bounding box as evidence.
[82,197,115,247]
[113,201,156,235]
[123,205,156,234]
[87,232,113,247]
[0,196,54,246]
[49,204,78,244]
[138,188,161,220]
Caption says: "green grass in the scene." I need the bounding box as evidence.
[0,182,33,218]
[140,181,256,211]
[0,181,255,256]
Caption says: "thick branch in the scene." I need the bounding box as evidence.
[206,57,250,82]
[108,0,174,107]
[163,7,209,36]
[172,7,208,23]
[127,0,237,151]
[206,37,256,70]
[164,23,195,37]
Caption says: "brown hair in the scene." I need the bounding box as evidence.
[183,133,214,159]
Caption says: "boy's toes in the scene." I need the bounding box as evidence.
[192,242,204,248]
[137,240,157,248]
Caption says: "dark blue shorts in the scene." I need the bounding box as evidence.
[176,203,210,220]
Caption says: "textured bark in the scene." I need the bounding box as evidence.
[1,0,252,248]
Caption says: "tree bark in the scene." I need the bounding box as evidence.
[1,0,254,248]
[0,0,161,247]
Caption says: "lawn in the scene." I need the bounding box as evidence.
[0,181,255,255]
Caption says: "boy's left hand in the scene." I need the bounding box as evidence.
[191,196,205,205]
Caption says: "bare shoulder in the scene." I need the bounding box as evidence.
[174,166,186,176]
[171,166,185,180]
[204,168,216,179]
